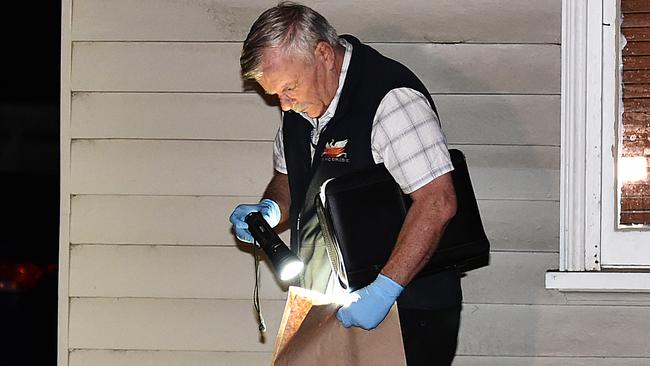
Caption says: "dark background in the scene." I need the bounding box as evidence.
[1,1,61,364]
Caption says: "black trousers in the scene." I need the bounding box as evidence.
[397,306,462,366]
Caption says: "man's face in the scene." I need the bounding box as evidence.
[257,48,328,118]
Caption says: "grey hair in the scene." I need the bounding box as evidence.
[240,1,340,81]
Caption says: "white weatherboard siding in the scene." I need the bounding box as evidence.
[69,350,272,366]
[454,357,650,366]
[69,140,558,198]
[59,0,650,365]
[68,352,650,366]
[68,195,557,252]
[71,42,559,94]
[71,93,559,145]
[70,248,558,304]
[68,298,285,351]
[71,0,559,43]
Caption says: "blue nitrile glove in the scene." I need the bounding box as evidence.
[336,273,404,330]
[229,198,281,243]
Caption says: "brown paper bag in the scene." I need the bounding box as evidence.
[271,286,406,366]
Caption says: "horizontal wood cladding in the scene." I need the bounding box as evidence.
[68,298,285,352]
[416,95,560,146]
[69,195,266,246]
[58,0,586,364]
[457,304,650,357]
[454,356,650,366]
[69,247,561,305]
[454,145,559,200]
[462,253,565,305]
[69,140,559,199]
[71,0,560,43]
[71,42,560,94]
[68,298,650,357]
[69,140,273,196]
[69,350,271,366]
[69,245,287,300]
[70,93,560,146]
[69,195,557,251]
[69,351,650,366]
[62,2,567,364]
[478,200,558,252]
[70,92,281,141]
[69,194,557,251]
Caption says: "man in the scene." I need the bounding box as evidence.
[229,2,461,365]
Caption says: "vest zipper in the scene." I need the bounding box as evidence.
[296,212,301,232]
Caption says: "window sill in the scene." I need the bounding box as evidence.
[546,271,650,292]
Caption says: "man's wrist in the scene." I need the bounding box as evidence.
[259,198,281,227]
[259,198,278,209]
[376,273,404,298]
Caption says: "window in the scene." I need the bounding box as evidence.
[601,0,650,267]
[619,2,650,228]
[546,0,650,291]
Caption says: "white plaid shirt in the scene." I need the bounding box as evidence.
[273,39,452,194]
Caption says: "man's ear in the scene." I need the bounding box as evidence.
[314,41,335,70]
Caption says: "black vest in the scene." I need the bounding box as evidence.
[283,35,460,308]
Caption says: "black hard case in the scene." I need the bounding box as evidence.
[316,149,490,291]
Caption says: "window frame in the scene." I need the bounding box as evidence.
[546,0,650,291]
[601,0,650,267]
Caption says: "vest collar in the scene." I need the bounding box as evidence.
[326,35,364,126]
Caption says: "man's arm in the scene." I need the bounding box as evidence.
[338,87,457,330]
[380,172,457,286]
[262,170,291,226]
[336,172,456,330]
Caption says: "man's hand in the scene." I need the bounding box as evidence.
[229,198,281,243]
[336,273,404,330]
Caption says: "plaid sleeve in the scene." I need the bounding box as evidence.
[273,122,288,174]
[371,87,453,194]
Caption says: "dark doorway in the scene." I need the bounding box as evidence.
[1,1,61,364]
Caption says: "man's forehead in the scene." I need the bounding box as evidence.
[258,50,301,93]
[261,48,285,66]
[258,67,288,95]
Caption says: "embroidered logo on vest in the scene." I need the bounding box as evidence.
[322,139,351,163]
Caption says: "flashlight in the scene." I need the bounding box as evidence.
[245,212,304,281]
